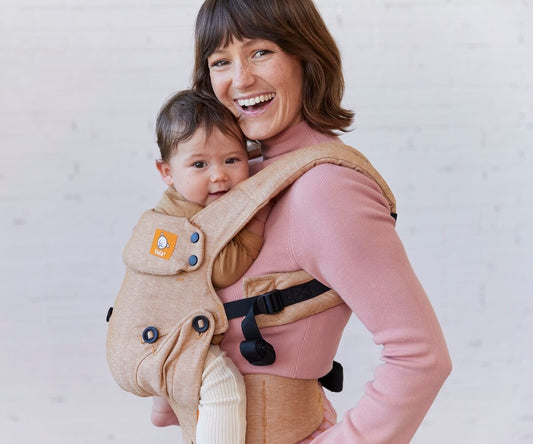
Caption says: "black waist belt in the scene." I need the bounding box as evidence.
[223,278,343,392]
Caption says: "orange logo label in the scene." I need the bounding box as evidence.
[149,229,178,260]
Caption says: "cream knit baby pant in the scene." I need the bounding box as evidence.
[195,345,246,444]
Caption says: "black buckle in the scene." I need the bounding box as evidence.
[222,279,332,368]
[256,290,283,314]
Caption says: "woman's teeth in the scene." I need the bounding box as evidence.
[238,93,274,108]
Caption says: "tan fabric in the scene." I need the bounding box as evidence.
[155,187,263,288]
[106,143,396,443]
[107,211,222,442]
[243,270,344,329]
[244,374,324,444]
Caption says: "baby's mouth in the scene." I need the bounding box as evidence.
[210,191,227,198]
[237,93,274,112]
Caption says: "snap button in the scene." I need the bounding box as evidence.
[190,232,200,243]
[192,315,209,333]
[188,255,198,266]
[142,326,159,344]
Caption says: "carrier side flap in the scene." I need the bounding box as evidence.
[123,210,205,276]
[242,270,316,297]
[242,271,344,329]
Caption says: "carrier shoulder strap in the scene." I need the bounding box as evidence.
[191,142,396,252]
[188,142,396,336]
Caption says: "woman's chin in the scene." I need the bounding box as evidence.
[240,119,279,142]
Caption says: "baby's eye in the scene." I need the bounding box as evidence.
[225,157,240,164]
[193,161,207,169]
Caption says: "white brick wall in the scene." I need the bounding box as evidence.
[1,0,531,442]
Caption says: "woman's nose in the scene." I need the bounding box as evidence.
[233,60,255,90]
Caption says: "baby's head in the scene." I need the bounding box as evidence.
[156,90,249,206]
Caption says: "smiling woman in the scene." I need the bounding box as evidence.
[182,0,451,443]
[193,0,354,137]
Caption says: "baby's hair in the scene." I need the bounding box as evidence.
[156,89,244,162]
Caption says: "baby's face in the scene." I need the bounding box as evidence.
[162,126,249,206]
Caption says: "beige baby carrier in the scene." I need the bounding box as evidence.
[106,143,396,443]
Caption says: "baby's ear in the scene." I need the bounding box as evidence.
[156,160,174,186]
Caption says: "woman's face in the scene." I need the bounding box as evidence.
[207,38,304,141]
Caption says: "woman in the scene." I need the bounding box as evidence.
[158,0,451,442]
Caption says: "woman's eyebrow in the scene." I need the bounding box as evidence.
[209,47,227,57]
[210,39,263,57]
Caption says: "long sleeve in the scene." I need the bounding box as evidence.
[287,164,452,443]
[211,228,263,289]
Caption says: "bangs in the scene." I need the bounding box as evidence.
[196,0,284,59]
[193,0,353,134]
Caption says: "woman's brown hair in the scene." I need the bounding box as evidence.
[193,0,354,135]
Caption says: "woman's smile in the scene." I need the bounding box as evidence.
[236,93,276,112]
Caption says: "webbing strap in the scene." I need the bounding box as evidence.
[224,279,344,391]
[224,279,331,319]
[224,279,330,366]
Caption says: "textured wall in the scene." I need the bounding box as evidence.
[1,1,531,442]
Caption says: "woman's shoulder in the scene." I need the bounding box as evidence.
[290,162,389,211]
[284,161,397,273]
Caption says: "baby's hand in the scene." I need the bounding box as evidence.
[151,396,180,427]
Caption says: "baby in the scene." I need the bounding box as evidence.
[150,89,268,443]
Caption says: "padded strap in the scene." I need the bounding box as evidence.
[185,143,397,340]
[190,143,397,262]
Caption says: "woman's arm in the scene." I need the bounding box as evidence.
[288,164,452,443]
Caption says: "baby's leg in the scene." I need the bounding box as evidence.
[195,345,246,444]
[151,396,179,427]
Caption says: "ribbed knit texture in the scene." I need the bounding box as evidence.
[196,346,247,444]
[217,121,451,443]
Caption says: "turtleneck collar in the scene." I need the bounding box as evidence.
[258,121,341,163]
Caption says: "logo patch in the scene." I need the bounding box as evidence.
[150,229,178,260]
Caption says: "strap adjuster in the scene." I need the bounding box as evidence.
[223,279,331,367]
[256,290,283,314]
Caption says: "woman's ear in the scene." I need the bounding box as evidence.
[156,160,174,186]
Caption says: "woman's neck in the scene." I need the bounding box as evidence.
[259,121,340,161]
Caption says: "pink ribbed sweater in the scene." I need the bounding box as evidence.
[217,121,451,443]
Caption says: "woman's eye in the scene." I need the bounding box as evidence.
[254,49,272,58]
[193,161,207,168]
[209,59,229,68]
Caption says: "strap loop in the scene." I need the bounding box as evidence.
[240,338,276,366]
